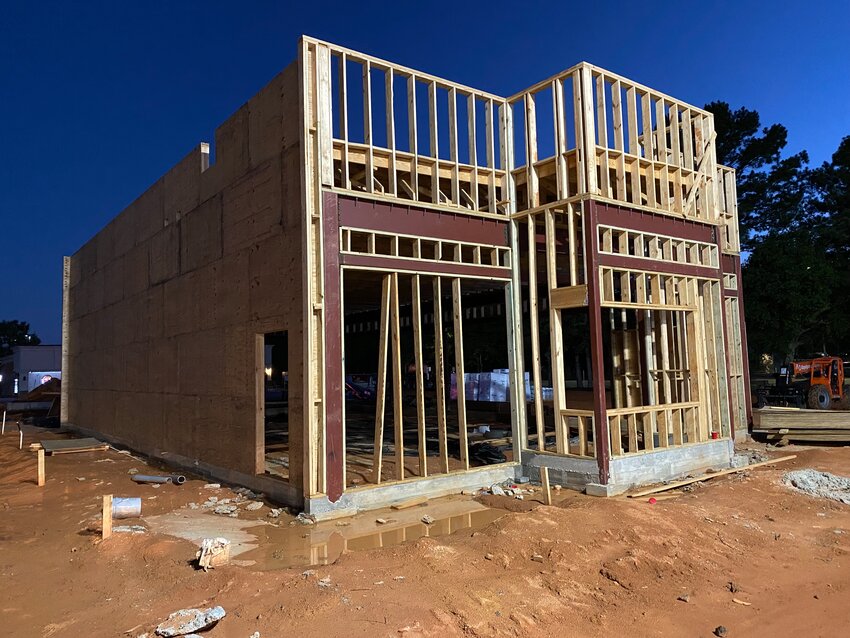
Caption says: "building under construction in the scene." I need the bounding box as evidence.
[62,37,750,516]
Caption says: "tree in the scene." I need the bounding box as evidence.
[705,101,813,249]
[742,229,839,361]
[0,320,41,357]
[810,135,850,354]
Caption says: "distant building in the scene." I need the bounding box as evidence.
[0,345,62,397]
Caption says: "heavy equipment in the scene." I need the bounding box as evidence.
[756,356,846,410]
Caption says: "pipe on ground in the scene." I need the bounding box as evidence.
[131,474,186,485]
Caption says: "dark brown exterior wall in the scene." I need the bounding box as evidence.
[64,62,305,484]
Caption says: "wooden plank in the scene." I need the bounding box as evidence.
[452,278,469,469]
[432,277,449,473]
[390,272,405,480]
[372,275,391,483]
[37,448,45,487]
[102,494,112,540]
[627,455,797,498]
[411,275,427,477]
[41,438,109,455]
[391,495,429,510]
[550,285,589,309]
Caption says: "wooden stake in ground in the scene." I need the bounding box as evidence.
[37,449,45,487]
[102,495,113,539]
[541,466,552,505]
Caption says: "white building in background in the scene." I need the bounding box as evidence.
[0,345,62,397]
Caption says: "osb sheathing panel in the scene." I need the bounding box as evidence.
[66,61,303,477]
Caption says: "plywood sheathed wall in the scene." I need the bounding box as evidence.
[65,62,305,484]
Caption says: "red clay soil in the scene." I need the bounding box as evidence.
[3,427,850,637]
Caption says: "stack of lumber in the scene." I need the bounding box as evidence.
[753,407,850,443]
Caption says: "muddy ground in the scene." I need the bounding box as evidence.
[3,426,850,638]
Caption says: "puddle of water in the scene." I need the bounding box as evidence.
[143,495,506,570]
[242,498,505,570]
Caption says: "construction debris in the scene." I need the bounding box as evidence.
[196,537,231,571]
[783,470,850,504]
[155,606,226,636]
[40,438,109,455]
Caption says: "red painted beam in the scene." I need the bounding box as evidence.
[594,201,716,243]
[322,191,345,503]
[338,194,509,246]
[340,253,511,280]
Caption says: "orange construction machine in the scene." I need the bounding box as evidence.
[757,356,846,410]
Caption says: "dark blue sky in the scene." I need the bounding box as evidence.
[2,1,847,343]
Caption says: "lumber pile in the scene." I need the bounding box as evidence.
[753,407,850,443]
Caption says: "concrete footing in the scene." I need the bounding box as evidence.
[519,438,735,497]
[305,463,520,520]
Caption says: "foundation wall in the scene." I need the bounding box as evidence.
[64,63,305,483]
[608,438,734,486]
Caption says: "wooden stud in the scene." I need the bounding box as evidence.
[372,275,392,483]
[428,81,440,203]
[452,277,469,470]
[433,277,449,473]
[448,87,460,205]
[407,74,419,200]
[385,68,397,197]
[390,273,405,480]
[546,209,567,453]
[411,275,427,477]
[526,218,545,450]
[362,60,374,193]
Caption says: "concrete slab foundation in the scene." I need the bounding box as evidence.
[305,463,520,520]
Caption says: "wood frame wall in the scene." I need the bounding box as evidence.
[299,36,748,501]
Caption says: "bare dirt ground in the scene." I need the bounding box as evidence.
[3,427,850,638]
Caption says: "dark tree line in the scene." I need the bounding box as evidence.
[706,102,850,369]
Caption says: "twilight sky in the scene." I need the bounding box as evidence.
[1,0,847,342]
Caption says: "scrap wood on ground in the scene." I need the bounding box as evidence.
[627,455,798,498]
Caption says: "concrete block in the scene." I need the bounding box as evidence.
[585,483,629,497]
[608,439,734,487]
[180,194,223,273]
